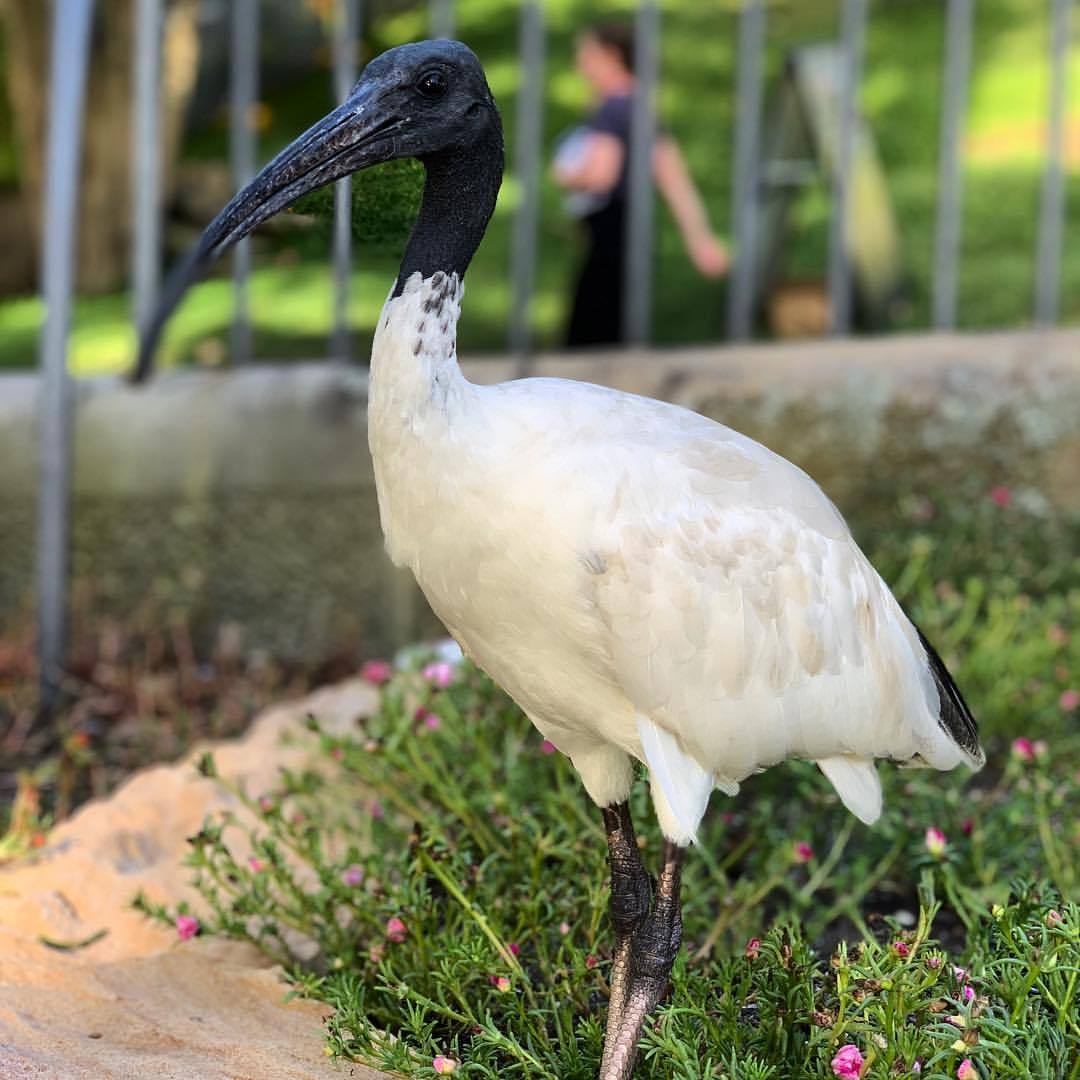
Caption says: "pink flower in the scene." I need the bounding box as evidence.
[1046,909,1064,928]
[1060,689,1079,712]
[926,954,943,970]
[989,485,1012,508]
[953,965,969,984]
[247,857,267,873]
[793,841,814,864]
[490,975,511,992]
[370,799,385,820]
[893,940,911,958]
[508,941,521,956]
[961,818,974,837]
[559,921,570,935]
[420,710,441,731]
[360,658,393,685]
[258,795,275,813]
[925,827,947,858]
[910,497,936,522]
[585,954,598,969]
[368,943,385,963]
[341,864,364,887]
[540,739,557,755]
[433,1056,456,1075]
[957,1059,977,1080]
[1012,737,1036,761]
[962,985,975,1003]
[831,1043,864,1079]
[176,914,200,941]
[745,937,761,959]
[330,747,345,761]
[422,661,454,689]
[385,916,407,943]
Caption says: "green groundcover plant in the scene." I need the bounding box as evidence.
[136,493,1079,1078]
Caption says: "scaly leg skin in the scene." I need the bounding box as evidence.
[600,803,653,1071]
[599,839,685,1080]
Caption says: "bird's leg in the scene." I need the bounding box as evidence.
[600,802,652,1067]
[599,839,685,1080]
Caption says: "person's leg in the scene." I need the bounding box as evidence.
[566,204,626,347]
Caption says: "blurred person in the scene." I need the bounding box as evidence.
[553,21,729,347]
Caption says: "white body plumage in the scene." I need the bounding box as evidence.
[370,273,983,845]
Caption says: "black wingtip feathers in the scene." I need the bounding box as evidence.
[915,626,985,768]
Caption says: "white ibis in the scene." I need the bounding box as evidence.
[135,40,984,1080]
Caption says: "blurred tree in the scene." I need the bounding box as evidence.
[0,0,200,294]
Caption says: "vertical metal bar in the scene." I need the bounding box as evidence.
[727,0,767,341]
[508,1,545,355]
[37,0,96,712]
[826,0,868,336]
[332,0,360,360]
[623,0,660,346]
[933,0,974,331]
[1034,0,1071,327]
[230,0,259,364]
[131,0,164,338]
[430,0,454,39]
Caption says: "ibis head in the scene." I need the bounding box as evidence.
[133,39,504,381]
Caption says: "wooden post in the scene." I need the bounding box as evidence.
[508,0,545,356]
[623,0,660,346]
[727,0,767,341]
[1034,0,1071,327]
[932,0,975,331]
[37,0,96,712]
[827,0,868,336]
[332,0,361,361]
[230,0,259,364]
[430,0,454,39]
[131,0,164,338]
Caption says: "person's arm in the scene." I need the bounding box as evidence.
[653,136,729,278]
[552,132,625,193]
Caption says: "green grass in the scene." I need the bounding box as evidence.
[2,0,1080,374]
[136,491,1080,1078]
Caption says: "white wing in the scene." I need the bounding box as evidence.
[582,416,964,838]
[479,378,976,842]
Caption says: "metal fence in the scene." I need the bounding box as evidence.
[29,0,1076,707]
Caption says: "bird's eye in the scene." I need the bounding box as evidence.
[416,69,448,99]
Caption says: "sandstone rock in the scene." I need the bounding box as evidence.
[0,678,387,1079]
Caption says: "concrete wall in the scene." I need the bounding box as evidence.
[3,328,1078,657]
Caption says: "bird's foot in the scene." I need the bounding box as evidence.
[599,837,684,1080]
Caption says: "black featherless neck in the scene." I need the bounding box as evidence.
[394,118,504,294]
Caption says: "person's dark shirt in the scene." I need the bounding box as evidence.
[585,92,634,204]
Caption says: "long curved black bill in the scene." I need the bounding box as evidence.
[130,80,399,383]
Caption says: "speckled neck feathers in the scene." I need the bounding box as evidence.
[367,270,473,572]
[370,271,468,419]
